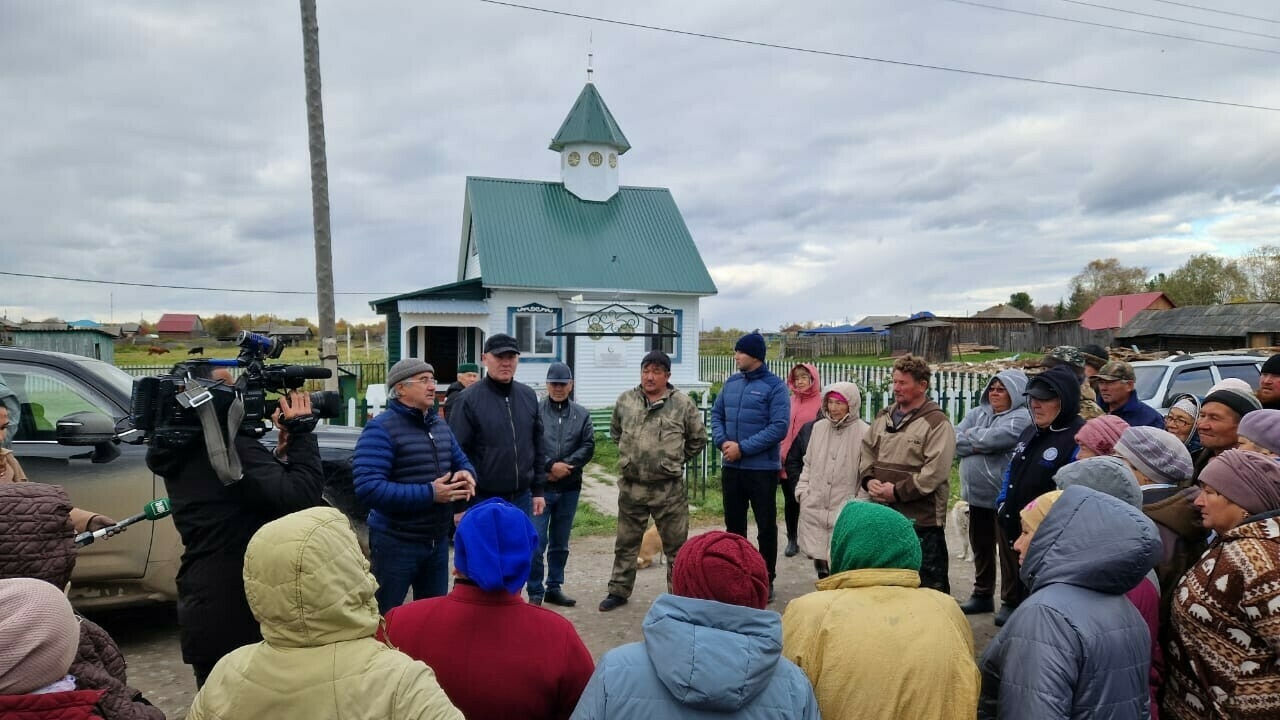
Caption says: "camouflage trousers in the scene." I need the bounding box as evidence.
[608,478,689,599]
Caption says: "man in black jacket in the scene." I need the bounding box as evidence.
[447,333,547,522]
[527,362,594,607]
[992,364,1083,626]
[146,391,324,686]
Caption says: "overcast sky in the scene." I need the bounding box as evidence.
[2,0,1278,330]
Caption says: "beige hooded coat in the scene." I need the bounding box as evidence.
[794,382,869,561]
[187,507,461,720]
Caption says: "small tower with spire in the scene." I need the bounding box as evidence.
[549,56,630,203]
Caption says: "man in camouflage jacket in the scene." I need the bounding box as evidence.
[598,350,707,612]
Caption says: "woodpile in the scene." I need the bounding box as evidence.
[951,343,999,356]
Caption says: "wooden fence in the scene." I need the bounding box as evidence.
[782,333,886,358]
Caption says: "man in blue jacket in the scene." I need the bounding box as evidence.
[711,332,790,600]
[1092,360,1165,429]
[354,357,477,614]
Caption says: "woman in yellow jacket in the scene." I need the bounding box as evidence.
[187,506,462,720]
[781,500,979,719]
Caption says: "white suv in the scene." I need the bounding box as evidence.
[1132,354,1265,412]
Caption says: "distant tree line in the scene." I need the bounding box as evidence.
[1010,245,1280,321]
[199,314,384,340]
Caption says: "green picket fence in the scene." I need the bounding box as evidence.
[699,356,995,426]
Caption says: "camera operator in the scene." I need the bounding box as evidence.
[146,390,324,687]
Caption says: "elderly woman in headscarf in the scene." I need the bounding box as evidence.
[781,363,822,558]
[1163,450,1280,720]
[794,381,868,579]
[1164,393,1202,455]
[782,501,979,720]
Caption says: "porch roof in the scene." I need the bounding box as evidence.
[398,299,490,315]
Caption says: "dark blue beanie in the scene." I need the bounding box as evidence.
[734,332,767,362]
[454,498,537,594]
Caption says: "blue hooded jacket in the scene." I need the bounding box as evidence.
[979,485,1158,720]
[711,364,791,471]
[571,594,818,720]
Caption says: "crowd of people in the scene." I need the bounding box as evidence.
[6,336,1280,719]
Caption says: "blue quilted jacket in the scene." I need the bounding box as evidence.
[711,365,791,471]
[353,399,475,538]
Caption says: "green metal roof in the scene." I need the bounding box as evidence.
[548,83,631,154]
[465,177,716,295]
[369,277,486,314]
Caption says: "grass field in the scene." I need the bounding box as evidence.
[114,341,386,366]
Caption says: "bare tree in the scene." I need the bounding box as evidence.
[300,0,338,391]
[1067,258,1148,316]
[1241,245,1280,302]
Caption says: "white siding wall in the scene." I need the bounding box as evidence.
[483,290,707,409]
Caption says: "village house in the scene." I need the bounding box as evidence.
[1116,302,1280,353]
[371,77,717,408]
[1080,292,1174,331]
[155,313,205,341]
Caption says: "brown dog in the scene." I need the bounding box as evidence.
[636,524,664,569]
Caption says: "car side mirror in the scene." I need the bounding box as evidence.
[56,412,119,447]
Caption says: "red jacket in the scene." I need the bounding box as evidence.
[381,581,593,720]
[0,689,105,720]
[1126,576,1163,720]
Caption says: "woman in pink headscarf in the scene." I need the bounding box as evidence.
[781,363,821,558]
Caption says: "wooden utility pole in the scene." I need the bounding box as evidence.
[300,0,339,392]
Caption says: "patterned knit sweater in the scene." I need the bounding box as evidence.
[1163,512,1280,719]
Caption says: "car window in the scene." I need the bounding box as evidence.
[1133,366,1164,401]
[1216,363,1260,388]
[1165,366,1213,406]
[0,362,115,442]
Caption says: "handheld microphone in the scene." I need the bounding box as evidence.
[74,498,172,547]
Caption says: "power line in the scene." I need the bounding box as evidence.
[0,270,393,296]
[1052,0,1280,41]
[475,0,1280,112]
[1147,0,1280,25]
[943,0,1280,56]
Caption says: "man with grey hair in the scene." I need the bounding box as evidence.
[355,357,477,613]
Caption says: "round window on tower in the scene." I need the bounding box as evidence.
[567,151,581,167]
[608,153,617,168]
[588,151,603,167]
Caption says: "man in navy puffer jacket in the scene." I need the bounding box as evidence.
[354,358,477,614]
[712,332,790,599]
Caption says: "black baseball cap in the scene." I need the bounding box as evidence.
[1024,376,1060,400]
[483,333,520,356]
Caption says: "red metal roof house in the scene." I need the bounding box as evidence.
[1079,292,1175,331]
[155,313,205,339]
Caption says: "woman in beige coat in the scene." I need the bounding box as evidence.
[794,381,868,579]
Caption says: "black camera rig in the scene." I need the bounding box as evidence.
[131,331,341,484]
